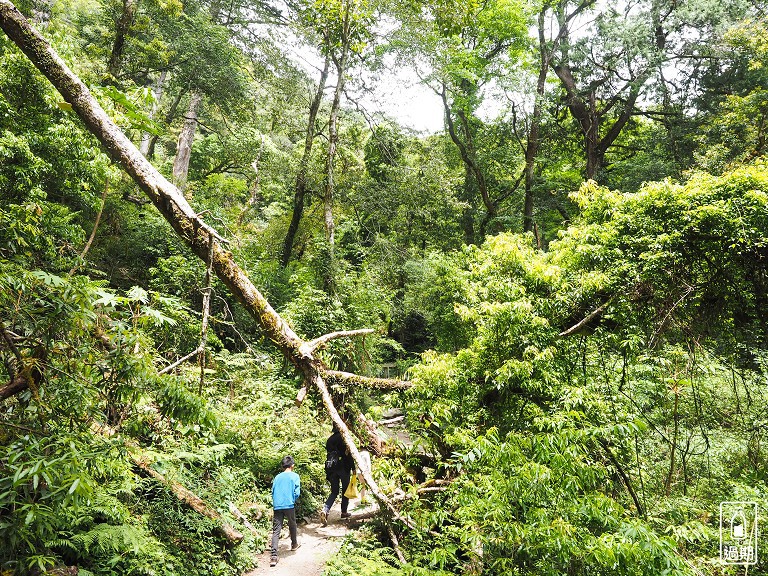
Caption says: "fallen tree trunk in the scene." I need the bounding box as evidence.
[133,453,244,543]
[0,0,409,531]
[92,422,244,543]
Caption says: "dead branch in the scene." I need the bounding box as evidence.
[133,453,244,543]
[558,298,613,338]
[294,386,307,406]
[355,409,384,456]
[305,328,375,352]
[228,502,258,535]
[379,415,405,426]
[198,237,214,394]
[69,177,108,276]
[311,370,422,532]
[388,523,407,564]
[158,346,203,375]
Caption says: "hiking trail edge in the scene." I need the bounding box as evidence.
[245,502,377,576]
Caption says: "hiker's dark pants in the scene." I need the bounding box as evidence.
[324,469,351,513]
[271,507,297,558]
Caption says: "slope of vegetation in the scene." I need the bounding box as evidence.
[1,0,767,574]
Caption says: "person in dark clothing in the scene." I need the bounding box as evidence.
[320,425,354,525]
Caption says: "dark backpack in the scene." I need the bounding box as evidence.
[324,450,340,472]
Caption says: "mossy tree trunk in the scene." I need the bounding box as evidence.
[0,0,410,527]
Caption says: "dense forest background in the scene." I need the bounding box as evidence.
[1,0,768,574]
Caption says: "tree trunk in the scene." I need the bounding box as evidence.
[107,0,138,80]
[172,90,202,190]
[553,63,647,183]
[325,61,346,249]
[140,70,166,157]
[237,136,264,225]
[0,0,407,526]
[440,85,494,242]
[279,55,330,267]
[523,10,550,233]
[322,10,350,294]
[147,88,183,159]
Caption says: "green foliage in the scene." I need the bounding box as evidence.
[324,528,404,576]
[4,1,768,575]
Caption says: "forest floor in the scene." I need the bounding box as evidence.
[245,499,377,576]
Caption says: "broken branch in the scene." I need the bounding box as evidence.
[158,346,203,375]
[305,328,375,352]
[558,298,613,338]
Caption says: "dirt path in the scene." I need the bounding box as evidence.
[244,502,375,576]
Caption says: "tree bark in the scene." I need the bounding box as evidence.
[280,55,330,267]
[0,0,406,527]
[172,90,202,190]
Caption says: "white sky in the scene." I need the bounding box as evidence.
[355,67,446,134]
[275,18,446,134]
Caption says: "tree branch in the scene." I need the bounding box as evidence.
[598,438,645,518]
[558,298,612,337]
[0,373,28,401]
[69,176,109,276]
[305,328,375,352]
[323,369,412,390]
[158,346,203,375]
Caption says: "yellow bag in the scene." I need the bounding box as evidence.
[343,474,359,499]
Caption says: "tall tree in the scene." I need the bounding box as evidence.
[391,0,531,242]
[280,55,330,267]
[546,0,751,182]
[522,7,552,233]
[171,90,202,188]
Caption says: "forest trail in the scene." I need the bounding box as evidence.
[245,502,377,576]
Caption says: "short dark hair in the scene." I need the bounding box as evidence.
[281,455,295,469]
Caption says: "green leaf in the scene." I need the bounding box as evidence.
[68,478,80,495]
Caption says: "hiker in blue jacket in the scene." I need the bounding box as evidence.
[270,455,301,566]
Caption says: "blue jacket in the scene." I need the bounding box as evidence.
[272,470,300,510]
